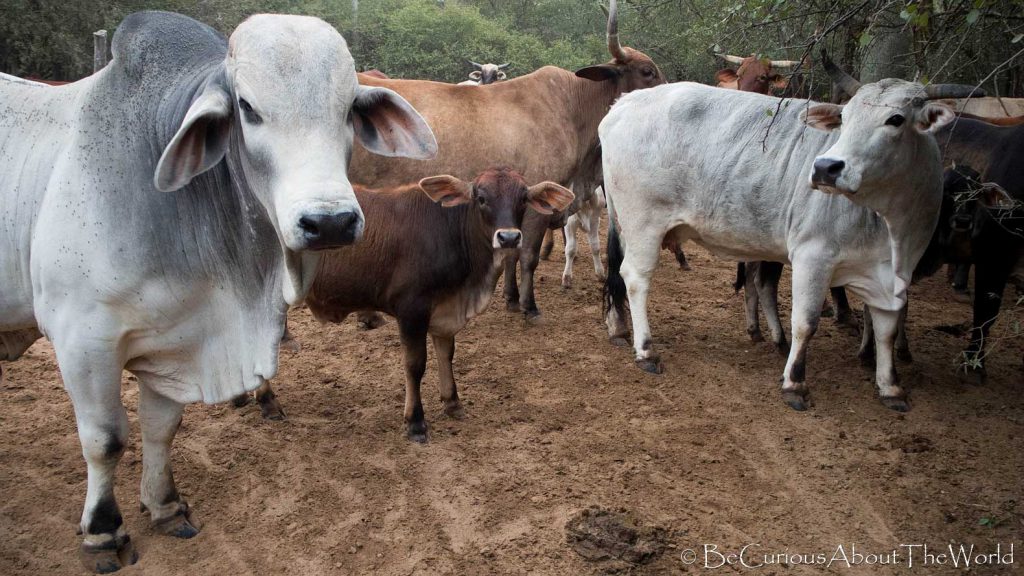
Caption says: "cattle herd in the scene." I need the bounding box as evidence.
[0,2,1021,573]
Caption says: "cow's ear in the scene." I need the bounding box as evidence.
[977,183,1016,209]
[576,64,621,82]
[419,175,473,207]
[468,71,482,81]
[352,86,438,160]
[802,104,843,131]
[915,102,954,133]
[526,182,574,215]
[715,69,738,86]
[154,84,232,192]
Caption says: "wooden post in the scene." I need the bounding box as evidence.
[93,30,108,73]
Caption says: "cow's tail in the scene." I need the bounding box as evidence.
[733,262,746,293]
[603,193,628,319]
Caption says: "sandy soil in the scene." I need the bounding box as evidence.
[1,233,1022,575]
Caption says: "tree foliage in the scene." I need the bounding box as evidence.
[1,0,1022,97]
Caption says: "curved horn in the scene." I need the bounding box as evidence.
[820,48,862,97]
[497,62,511,69]
[924,84,986,99]
[607,0,627,62]
[715,53,746,65]
[467,60,483,69]
[769,59,801,68]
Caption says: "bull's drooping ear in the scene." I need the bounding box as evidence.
[715,69,738,87]
[419,175,473,207]
[977,182,1016,209]
[526,182,574,215]
[914,102,955,133]
[468,71,482,81]
[575,64,621,82]
[352,85,438,160]
[802,104,843,131]
[154,82,233,192]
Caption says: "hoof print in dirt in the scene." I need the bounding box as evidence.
[565,506,668,570]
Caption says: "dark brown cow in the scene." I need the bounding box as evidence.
[715,53,806,97]
[299,168,571,441]
[347,0,664,322]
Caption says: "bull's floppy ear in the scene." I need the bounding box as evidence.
[977,182,1016,209]
[468,71,482,80]
[715,69,738,86]
[154,84,232,192]
[915,102,954,133]
[802,104,843,131]
[419,175,473,207]
[526,182,574,215]
[575,64,621,82]
[352,86,438,160]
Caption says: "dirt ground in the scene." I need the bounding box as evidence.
[1,232,1022,575]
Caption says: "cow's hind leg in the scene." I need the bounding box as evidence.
[620,231,665,373]
[742,262,764,343]
[858,305,876,366]
[137,380,200,538]
[57,346,136,572]
[399,316,430,442]
[866,306,908,410]
[255,380,285,420]
[431,334,463,419]
[780,261,831,410]
[583,203,605,280]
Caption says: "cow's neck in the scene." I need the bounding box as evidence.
[534,68,620,177]
[935,119,1005,175]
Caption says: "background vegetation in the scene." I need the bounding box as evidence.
[1,0,1023,98]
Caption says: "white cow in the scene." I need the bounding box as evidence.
[458,61,510,85]
[600,79,977,412]
[561,184,607,288]
[0,11,436,572]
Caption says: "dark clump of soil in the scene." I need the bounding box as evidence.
[565,506,668,569]
[891,434,934,453]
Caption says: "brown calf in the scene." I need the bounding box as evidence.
[267,168,571,441]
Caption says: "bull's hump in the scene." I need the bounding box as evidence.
[112,11,226,81]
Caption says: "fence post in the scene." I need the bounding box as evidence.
[93,30,107,73]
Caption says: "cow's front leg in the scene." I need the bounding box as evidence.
[962,257,1013,384]
[399,317,429,442]
[254,380,285,420]
[780,262,831,411]
[866,305,908,411]
[540,228,555,260]
[57,347,136,573]
[137,381,200,538]
[584,204,605,280]
[431,334,463,419]
[561,215,579,289]
[502,254,520,312]
[621,236,664,373]
[519,245,541,320]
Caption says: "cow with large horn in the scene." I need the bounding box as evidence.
[460,60,511,85]
[715,53,808,96]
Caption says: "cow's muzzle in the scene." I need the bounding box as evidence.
[494,229,523,250]
[298,210,363,250]
[811,158,845,191]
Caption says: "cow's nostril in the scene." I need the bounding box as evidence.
[827,160,845,176]
[812,158,845,186]
[298,216,321,238]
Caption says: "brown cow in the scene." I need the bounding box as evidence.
[301,168,571,441]
[715,53,806,96]
[347,0,664,322]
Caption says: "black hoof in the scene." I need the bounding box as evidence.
[444,402,465,420]
[523,310,542,324]
[636,357,663,374]
[896,348,913,364]
[258,395,286,421]
[407,421,429,443]
[781,390,809,411]
[506,302,521,313]
[231,393,251,408]
[609,335,629,347]
[748,330,765,343]
[152,503,200,539]
[775,340,791,356]
[880,396,909,412]
[80,535,137,574]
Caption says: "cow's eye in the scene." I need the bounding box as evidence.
[642,67,654,78]
[238,98,262,125]
[477,195,487,206]
[885,113,905,128]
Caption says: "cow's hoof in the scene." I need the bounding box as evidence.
[444,402,465,420]
[609,335,629,347]
[230,393,251,408]
[748,330,765,343]
[523,310,542,324]
[505,301,521,313]
[259,396,286,421]
[561,277,572,290]
[80,535,137,574]
[636,357,663,374]
[407,421,429,443]
[356,313,386,331]
[152,503,200,539]
[781,390,809,411]
[952,290,971,304]
[678,262,691,272]
[880,396,909,412]
[896,347,913,364]
[775,340,790,356]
